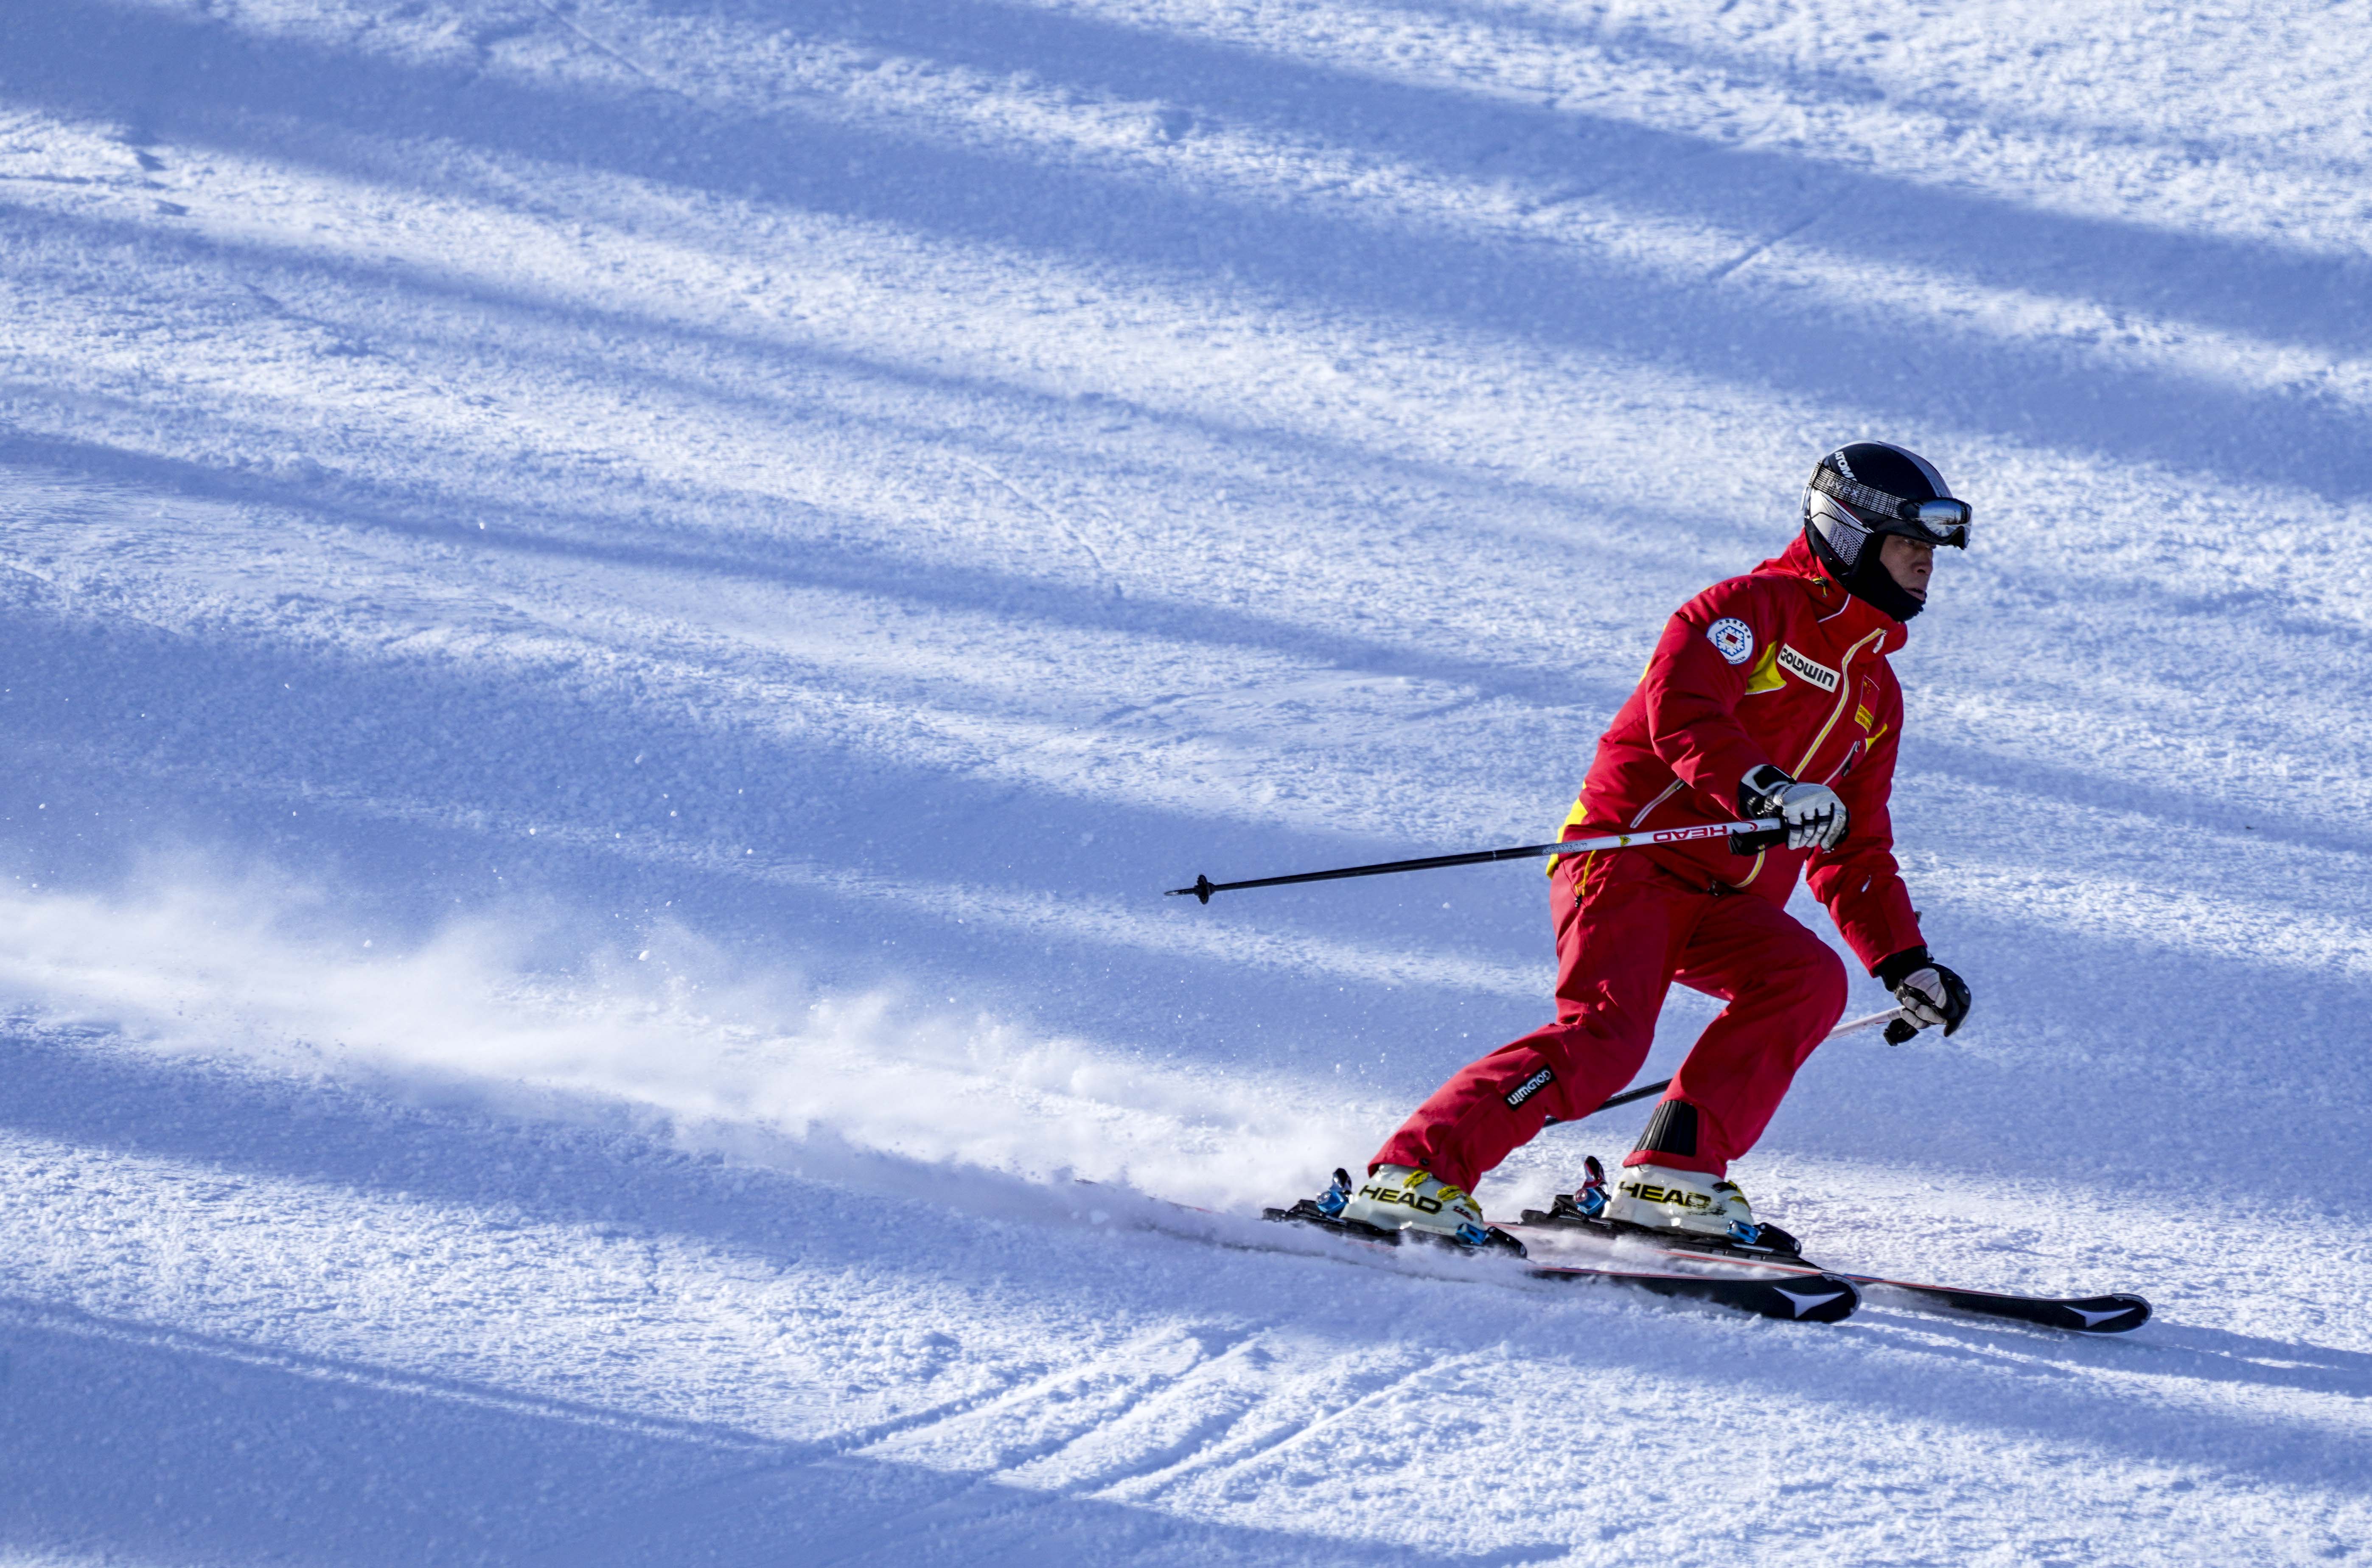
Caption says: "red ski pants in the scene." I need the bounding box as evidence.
[1370,849,1847,1192]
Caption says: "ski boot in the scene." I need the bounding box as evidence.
[1604,1161,1800,1256]
[1266,1166,1523,1256]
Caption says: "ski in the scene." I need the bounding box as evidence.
[1503,1196,2149,1335]
[1260,1198,1860,1323]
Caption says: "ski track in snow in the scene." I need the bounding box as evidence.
[1,0,2369,1561]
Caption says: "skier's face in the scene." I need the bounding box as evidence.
[1880,534,1935,603]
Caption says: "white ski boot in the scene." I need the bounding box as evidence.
[1605,1161,1774,1247]
[1335,1164,1494,1248]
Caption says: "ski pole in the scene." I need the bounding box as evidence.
[1584,1006,1917,1119]
[1166,818,1787,904]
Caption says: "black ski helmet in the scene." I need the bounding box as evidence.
[1802,441,1969,622]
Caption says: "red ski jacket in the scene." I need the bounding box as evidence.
[1555,533,1923,973]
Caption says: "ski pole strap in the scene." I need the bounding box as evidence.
[1166,818,1784,903]
[1579,1007,1915,1118]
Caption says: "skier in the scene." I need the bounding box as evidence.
[1335,442,1974,1250]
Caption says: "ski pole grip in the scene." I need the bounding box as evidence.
[1883,1017,1919,1046]
[1727,823,1787,854]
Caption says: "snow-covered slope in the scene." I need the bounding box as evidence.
[3,0,2369,1560]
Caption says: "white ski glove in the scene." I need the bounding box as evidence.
[1741,764,1848,851]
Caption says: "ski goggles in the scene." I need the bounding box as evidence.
[1809,465,1972,547]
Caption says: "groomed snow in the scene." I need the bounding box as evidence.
[2,0,2369,1561]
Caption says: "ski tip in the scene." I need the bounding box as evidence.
[2052,1293,2152,1333]
[1891,1285,2155,1333]
[1764,1277,1862,1324]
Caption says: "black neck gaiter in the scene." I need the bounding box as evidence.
[1845,546,1925,622]
[1806,524,1924,623]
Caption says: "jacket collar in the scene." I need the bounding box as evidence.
[1758,532,1909,655]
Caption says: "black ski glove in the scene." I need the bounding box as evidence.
[1874,946,1971,1038]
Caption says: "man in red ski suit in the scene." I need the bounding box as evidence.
[1339,442,1974,1248]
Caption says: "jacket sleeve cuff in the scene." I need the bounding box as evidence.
[1873,945,1932,989]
